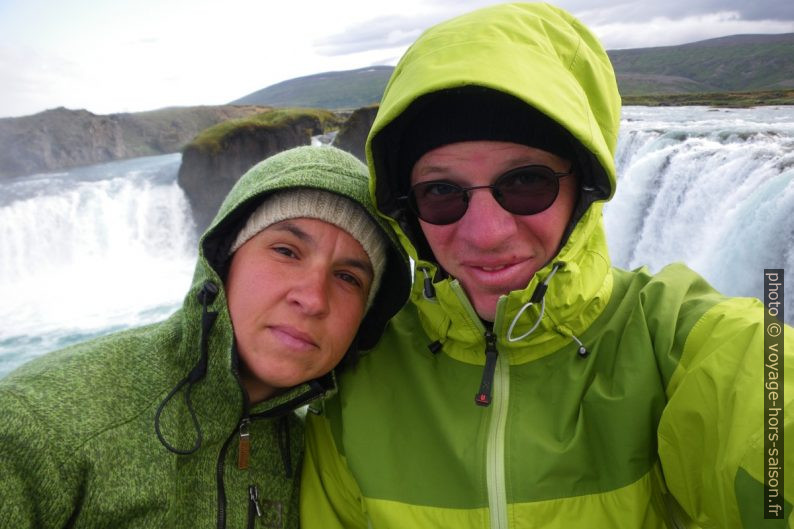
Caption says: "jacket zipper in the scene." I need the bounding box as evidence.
[238,418,251,470]
[450,280,511,528]
[216,425,238,529]
[486,345,509,529]
[475,330,499,405]
[217,415,259,529]
[247,484,263,529]
[217,383,326,529]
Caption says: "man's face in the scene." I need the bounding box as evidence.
[225,218,373,403]
[411,141,578,321]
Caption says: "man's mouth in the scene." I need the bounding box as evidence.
[479,264,508,272]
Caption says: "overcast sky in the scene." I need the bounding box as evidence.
[1,0,792,118]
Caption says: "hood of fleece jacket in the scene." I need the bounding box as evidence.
[157,146,411,448]
[367,3,622,363]
[199,145,411,353]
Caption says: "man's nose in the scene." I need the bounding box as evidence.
[457,189,518,247]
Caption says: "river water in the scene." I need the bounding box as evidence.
[1,106,792,377]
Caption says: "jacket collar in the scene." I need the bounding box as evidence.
[155,264,337,452]
[412,204,612,365]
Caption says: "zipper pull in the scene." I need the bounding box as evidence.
[238,418,251,470]
[419,267,436,299]
[475,330,498,406]
[249,485,263,517]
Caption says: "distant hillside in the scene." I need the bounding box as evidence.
[231,66,394,110]
[609,33,794,95]
[4,33,791,179]
[232,33,794,108]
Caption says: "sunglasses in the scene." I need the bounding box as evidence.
[403,164,574,225]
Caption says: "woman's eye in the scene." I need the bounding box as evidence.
[273,246,296,258]
[337,271,362,288]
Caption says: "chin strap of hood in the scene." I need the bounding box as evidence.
[154,280,219,455]
[506,262,590,358]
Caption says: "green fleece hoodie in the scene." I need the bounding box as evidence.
[0,145,410,529]
[300,4,794,528]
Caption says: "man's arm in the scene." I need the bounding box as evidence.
[657,296,793,527]
[300,408,369,529]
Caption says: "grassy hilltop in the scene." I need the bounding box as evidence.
[232,34,794,109]
[232,66,394,110]
[4,32,791,179]
[609,34,794,95]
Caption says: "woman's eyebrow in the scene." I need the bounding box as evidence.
[272,221,374,278]
[339,257,374,278]
[272,221,313,243]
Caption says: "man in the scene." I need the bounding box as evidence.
[300,3,793,528]
[0,146,410,529]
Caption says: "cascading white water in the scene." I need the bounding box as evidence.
[0,108,791,378]
[605,106,794,323]
[0,154,197,376]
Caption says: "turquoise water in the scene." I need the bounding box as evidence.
[0,153,196,378]
[1,107,793,379]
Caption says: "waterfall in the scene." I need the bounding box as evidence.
[0,154,197,374]
[605,106,794,322]
[1,107,792,377]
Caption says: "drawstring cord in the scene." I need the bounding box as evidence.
[506,297,546,343]
[505,262,589,357]
[572,334,589,358]
[555,325,590,358]
[154,280,219,455]
[506,263,562,342]
[474,265,562,407]
[428,262,593,407]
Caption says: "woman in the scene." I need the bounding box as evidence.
[0,145,410,529]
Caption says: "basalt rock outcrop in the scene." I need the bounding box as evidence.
[0,105,271,179]
[331,105,378,162]
[177,109,340,233]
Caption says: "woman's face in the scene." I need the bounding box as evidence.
[225,218,373,403]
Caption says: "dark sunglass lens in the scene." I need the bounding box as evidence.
[497,166,559,215]
[410,182,466,224]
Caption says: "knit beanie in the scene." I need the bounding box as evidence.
[229,188,388,311]
[397,88,577,184]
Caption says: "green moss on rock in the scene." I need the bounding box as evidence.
[187,108,342,155]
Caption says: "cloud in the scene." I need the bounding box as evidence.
[563,0,793,23]
[3,0,793,117]
[585,11,794,49]
[650,0,794,22]
[314,14,440,56]
[315,0,794,59]
[0,45,88,117]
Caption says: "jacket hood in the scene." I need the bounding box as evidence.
[155,146,410,455]
[366,3,621,359]
[199,145,411,352]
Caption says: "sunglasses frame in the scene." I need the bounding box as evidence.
[402,164,574,225]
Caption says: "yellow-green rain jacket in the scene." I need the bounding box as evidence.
[300,3,793,528]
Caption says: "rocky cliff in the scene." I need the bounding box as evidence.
[177,109,341,232]
[0,105,271,179]
[331,105,378,162]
